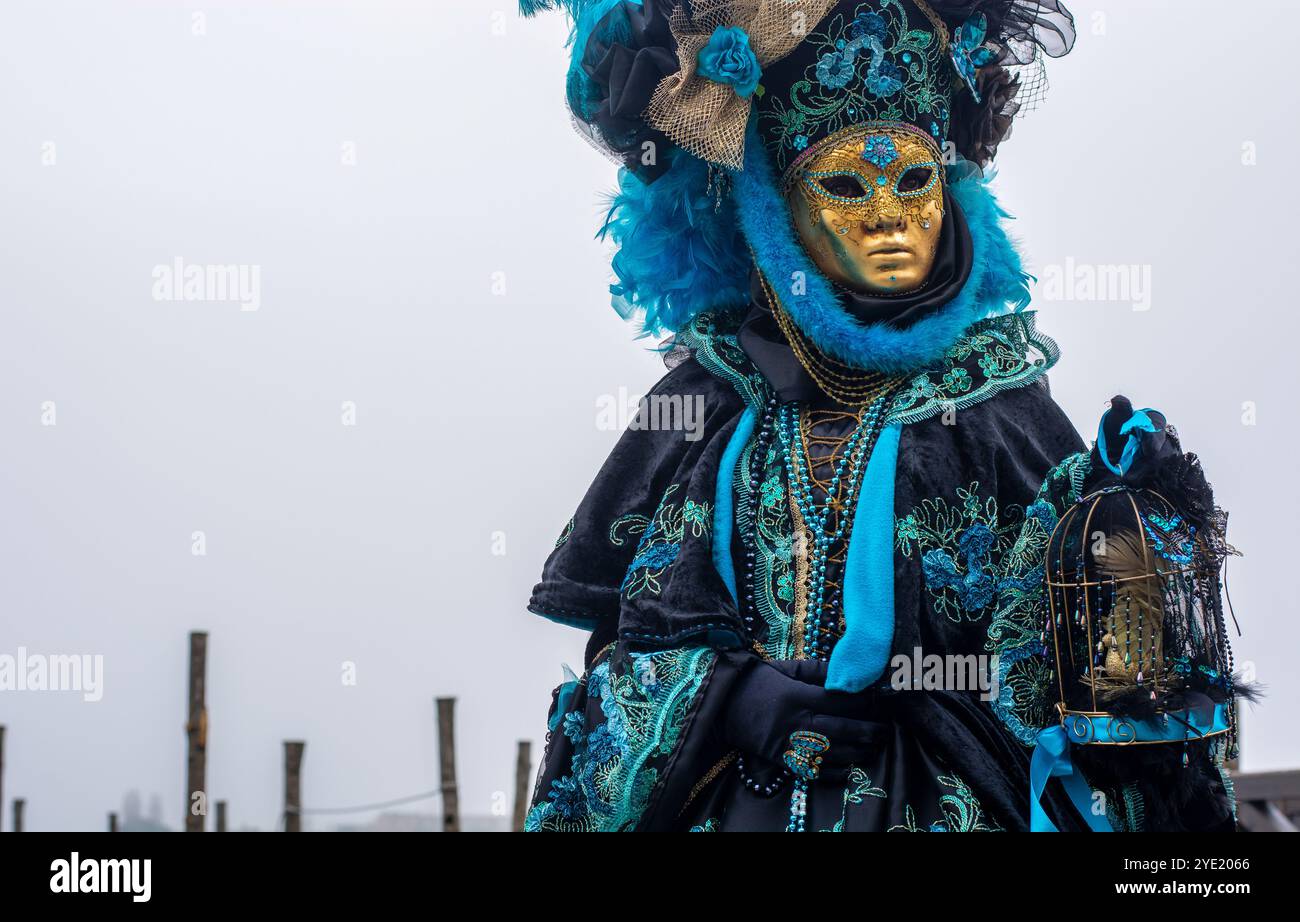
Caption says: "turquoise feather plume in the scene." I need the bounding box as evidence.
[518,1,587,17]
[601,150,751,336]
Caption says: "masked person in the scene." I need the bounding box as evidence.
[518,0,1242,831]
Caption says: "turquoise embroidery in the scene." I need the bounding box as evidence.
[682,499,712,538]
[888,775,1003,832]
[677,311,1058,430]
[897,483,1019,622]
[1117,784,1146,833]
[674,311,769,412]
[815,48,855,91]
[610,484,713,599]
[555,517,574,548]
[941,366,972,393]
[985,451,1091,743]
[526,647,716,832]
[672,311,807,656]
[690,818,719,832]
[921,523,1000,611]
[886,313,1061,425]
[759,0,952,173]
[818,768,1001,832]
[735,421,800,659]
[825,766,886,832]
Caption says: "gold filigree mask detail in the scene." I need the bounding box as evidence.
[785,124,945,295]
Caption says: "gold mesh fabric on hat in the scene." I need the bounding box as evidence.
[645,0,838,170]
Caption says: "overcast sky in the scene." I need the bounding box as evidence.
[1,0,1296,831]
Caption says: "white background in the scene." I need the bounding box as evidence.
[1,0,1295,831]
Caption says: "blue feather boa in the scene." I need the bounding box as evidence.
[732,123,1032,374]
[601,150,751,336]
[602,136,1033,371]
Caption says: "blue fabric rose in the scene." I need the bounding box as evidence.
[815,50,854,90]
[850,11,888,41]
[697,26,762,98]
[865,60,904,98]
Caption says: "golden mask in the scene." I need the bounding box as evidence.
[785,124,945,295]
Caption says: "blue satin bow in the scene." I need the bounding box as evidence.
[1030,725,1114,832]
[1097,406,1160,477]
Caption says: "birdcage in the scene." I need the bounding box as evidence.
[1042,484,1236,747]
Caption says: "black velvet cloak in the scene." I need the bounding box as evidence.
[523,311,1237,832]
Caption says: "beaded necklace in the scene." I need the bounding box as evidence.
[775,396,891,832]
[776,393,891,661]
[760,271,894,406]
[734,375,895,831]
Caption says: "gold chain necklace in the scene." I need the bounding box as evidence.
[759,271,904,406]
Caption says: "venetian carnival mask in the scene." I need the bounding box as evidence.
[786,124,945,294]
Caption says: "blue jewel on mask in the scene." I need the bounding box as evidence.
[861,133,898,169]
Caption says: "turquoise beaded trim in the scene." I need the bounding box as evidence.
[802,169,877,205]
[798,158,938,203]
[896,161,940,198]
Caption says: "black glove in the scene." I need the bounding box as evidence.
[721,656,889,770]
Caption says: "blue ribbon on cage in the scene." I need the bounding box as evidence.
[1030,703,1230,831]
[1030,725,1112,832]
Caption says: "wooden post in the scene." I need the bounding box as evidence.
[0,725,5,833]
[12,798,24,833]
[216,800,227,833]
[185,631,208,833]
[512,740,532,833]
[436,698,459,832]
[108,812,118,832]
[283,741,304,832]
